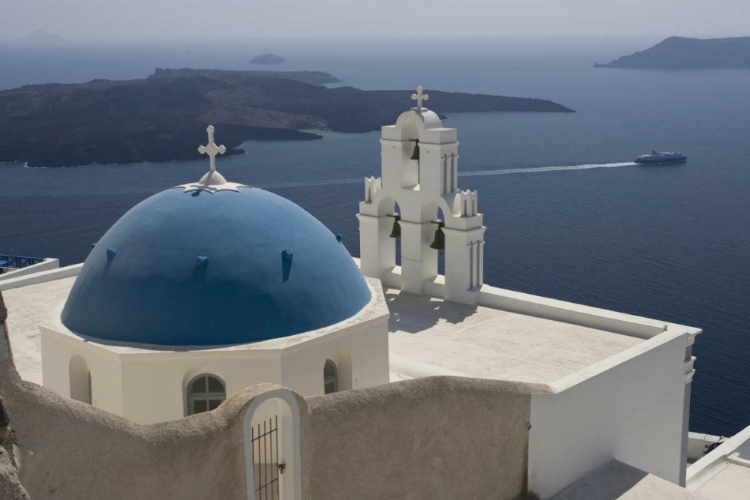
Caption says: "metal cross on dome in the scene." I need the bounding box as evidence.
[411,86,429,110]
[198,125,226,173]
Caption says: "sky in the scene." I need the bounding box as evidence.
[2,0,749,42]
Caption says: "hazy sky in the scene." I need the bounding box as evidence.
[3,0,749,42]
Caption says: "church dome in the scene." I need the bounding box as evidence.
[61,181,371,347]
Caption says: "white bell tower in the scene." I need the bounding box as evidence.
[357,86,485,305]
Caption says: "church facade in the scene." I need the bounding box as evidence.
[0,89,718,500]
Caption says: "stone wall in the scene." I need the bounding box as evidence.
[306,377,532,500]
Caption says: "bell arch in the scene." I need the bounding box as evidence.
[243,388,302,500]
[391,201,402,268]
[393,109,443,140]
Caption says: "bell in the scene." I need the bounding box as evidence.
[389,215,401,239]
[430,223,445,251]
[410,139,420,161]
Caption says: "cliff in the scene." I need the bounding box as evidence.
[595,36,750,70]
[0,68,574,168]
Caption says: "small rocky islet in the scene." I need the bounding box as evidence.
[250,53,287,65]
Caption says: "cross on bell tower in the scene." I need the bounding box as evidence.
[411,86,429,110]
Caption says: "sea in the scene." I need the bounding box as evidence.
[1,38,749,436]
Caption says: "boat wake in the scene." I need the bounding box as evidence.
[459,162,637,178]
[258,162,637,190]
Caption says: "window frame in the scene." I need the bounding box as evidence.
[186,373,226,416]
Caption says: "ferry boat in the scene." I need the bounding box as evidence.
[635,151,688,165]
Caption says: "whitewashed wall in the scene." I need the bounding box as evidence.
[41,326,124,416]
[281,317,389,395]
[528,333,689,499]
[40,283,389,425]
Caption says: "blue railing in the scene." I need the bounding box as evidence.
[0,254,45,270]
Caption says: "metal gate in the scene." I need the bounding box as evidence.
[251,415,283,500]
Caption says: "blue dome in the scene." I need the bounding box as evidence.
[61,185,371,346]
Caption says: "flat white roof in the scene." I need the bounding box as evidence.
[4,273,686,394]
[687,425,750,500]
[387,289,643,387]
[3,276,76,384]
[550,460,704,499]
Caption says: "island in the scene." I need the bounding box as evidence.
[0,68,574,168]
[250,53,286,65]
[7,30,70,46]
[595,36,750,70]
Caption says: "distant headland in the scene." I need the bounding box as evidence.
[0,68,574,168]
[595,36,750,70]
[250,53,287,65]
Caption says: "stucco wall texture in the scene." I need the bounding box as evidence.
[2,370,295,500]
[1,292,533,500]
[307,377,532,500]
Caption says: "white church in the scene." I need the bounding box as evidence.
[1,88,747,500]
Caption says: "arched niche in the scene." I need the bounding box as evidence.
[243,389,302,500]
[326,349,353,392]
[69,355,92,404]
[390,111,442,191]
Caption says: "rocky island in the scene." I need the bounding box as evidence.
[250,53,287,65]
[0,68,574,168]
[595,36,750,70]
[7,30,70,46]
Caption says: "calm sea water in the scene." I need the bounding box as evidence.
[1,39,749,436]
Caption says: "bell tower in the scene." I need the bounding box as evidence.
[357,86,485,305]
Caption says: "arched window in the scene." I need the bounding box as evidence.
[187,374,226,415]
[324,360,338,394]
[69,355,92,404]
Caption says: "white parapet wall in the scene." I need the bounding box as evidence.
[0,263,82,291]
[527,331,691,499]
[0,258,60,283]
